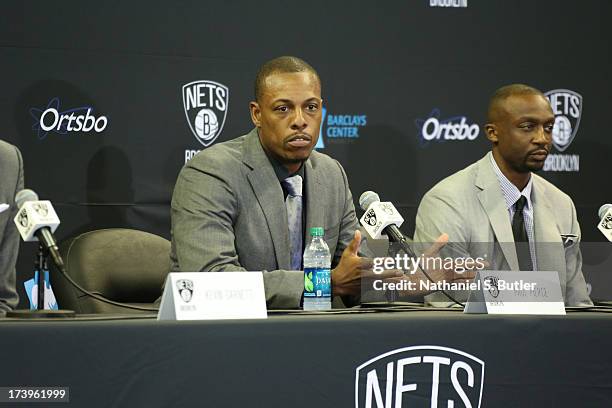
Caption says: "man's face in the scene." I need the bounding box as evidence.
[486,94,555,174]
[250,71,322,172]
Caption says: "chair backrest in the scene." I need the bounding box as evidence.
[50,228,170,314]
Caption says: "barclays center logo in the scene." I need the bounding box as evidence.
[182,80,229,147]
[30,97,108,140]
[315,106,367,149]
[355,346,484,408]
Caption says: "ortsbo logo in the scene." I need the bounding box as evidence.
[30,97,109,140]
[544,89,582,152]
[415,108,479,147]
[182,80,229,147]
[355,346,484,408]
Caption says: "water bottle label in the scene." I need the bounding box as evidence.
[304,267,331,298]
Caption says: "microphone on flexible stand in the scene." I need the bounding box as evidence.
[358,190,464,307]
[9,189,74,317]
[358,191,415,257]
[9,189,159,318]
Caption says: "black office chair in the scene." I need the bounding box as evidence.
[50,228,170,314]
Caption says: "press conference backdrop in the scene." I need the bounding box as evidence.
[1,1,611,307]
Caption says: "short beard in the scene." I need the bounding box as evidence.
[524,159,546,173]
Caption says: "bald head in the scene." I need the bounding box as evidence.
[487,84,548,123]
[483,84,555,189]
[254,56,320,102]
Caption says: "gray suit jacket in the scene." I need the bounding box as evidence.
[0,140,24,315]
[414,152,592,307]
[169,128,367,308]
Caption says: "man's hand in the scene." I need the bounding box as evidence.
[332,230,401,296]
[412,233,477,288]
[386,233,481,296]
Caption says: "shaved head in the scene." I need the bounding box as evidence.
[254,56,320,102]
[484,84,555,189]
[487,84,548,123]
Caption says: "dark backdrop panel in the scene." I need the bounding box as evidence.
[1,0,611,307]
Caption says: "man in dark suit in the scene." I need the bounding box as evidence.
[0,140,24,315]
[170,56,389,308]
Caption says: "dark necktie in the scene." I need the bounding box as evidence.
[512,195,533,271]
[282,175,303,271]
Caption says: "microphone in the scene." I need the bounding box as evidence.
[358,191,466,307]
[12,190,158,313]
[13,189,65,269]
[358,191,406,243]
[597,204,612,241]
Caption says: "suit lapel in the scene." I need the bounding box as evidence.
[475,154,519,270]
[304,155,325,244]
[532,178,565,273]
[242,129,291,270]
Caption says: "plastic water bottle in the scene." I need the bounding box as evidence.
[303,227,332,310]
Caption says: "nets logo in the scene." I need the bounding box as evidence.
[363,208,378,226]
[30,97,108,140]
[182,80,229,147]
[355,346,484,408]
[544,89,582,152]
[315,106,367,149]
[416,109,479,146]
[542,89,582,172]
[17,209,29,228]
[176,279,194,303]
[484,276,500,298]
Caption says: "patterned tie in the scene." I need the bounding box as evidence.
[282,175,303,270]
[512,195,533,271]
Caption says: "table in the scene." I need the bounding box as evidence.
[1,309,611,407]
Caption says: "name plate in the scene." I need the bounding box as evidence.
[157,272,267,321]
[464,271,565,315]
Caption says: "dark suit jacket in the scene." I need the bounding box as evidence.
[170,128,368,308]
[414,153,592,307]
[0,140,24,314]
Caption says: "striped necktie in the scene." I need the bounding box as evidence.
[282,175,303,270]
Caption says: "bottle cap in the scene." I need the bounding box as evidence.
[310,227,324,237]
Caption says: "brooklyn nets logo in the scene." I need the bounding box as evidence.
[176,279,194,303]
[363,208,378,226]
[544,89,582,152]
[355,346,485,408]
[182,80,229,147]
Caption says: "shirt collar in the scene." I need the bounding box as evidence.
[489,152,533,210]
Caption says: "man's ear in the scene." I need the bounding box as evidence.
[484,123,498,143]
[249,101,261,128]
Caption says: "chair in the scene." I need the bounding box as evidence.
[50,228,170,314]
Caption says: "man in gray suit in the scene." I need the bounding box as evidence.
[170,56,394,308]
[414,84,592,307]
[0,140,24,315]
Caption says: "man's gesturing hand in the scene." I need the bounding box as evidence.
[332,230,401,296]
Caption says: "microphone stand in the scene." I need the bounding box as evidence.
[36,245,44,311]
[6,244,75,318]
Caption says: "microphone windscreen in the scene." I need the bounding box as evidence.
[598,204,612,220]
[15,189,39,209]
[359,191,380,211]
